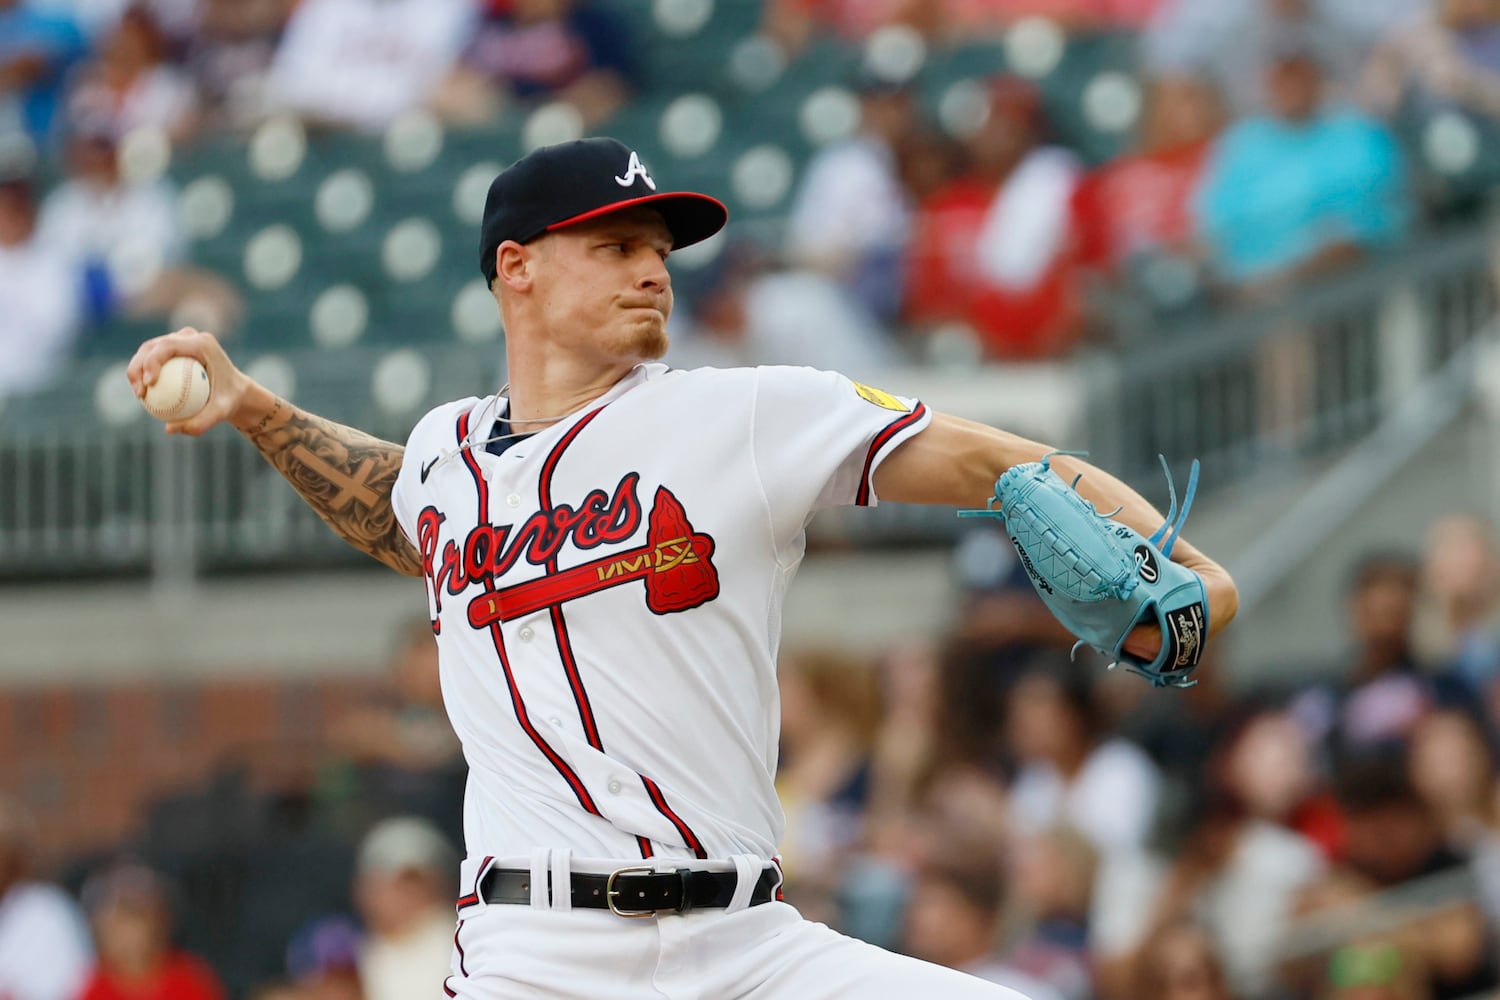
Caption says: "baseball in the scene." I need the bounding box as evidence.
[142,356,212,422]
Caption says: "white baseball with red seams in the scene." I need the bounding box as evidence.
[141,356,211,421]
[390,363,1028,998]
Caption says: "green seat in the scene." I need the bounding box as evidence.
[170,135,252,187]
[235,273,327,350]
[368,277,467,344]
[732,37,861,121]
[75,314,173,362]
[1040,30,1142,165]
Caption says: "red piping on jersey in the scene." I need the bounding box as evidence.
[443,980,457,997]
[855,402,928,507]
[454,919,469,977]
[536,407,708,861]
[538,407,609,753]
[641,774,708,859]
[457,412,601,817]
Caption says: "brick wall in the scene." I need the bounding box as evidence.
[0,674,382,871]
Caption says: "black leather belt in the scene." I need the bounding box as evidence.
[481,864,779,917]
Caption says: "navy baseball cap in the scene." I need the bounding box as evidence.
[479,137,728,285]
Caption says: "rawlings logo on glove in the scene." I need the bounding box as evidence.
[960,452,1208,688]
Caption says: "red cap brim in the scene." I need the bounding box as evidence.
[544,191,728,250]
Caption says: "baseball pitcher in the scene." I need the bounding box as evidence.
[126,138,1239,999]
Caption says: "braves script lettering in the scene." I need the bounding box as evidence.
[464,485,720,628]
[418,473,644,615]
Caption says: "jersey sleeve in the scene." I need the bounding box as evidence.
[750,366,931,537]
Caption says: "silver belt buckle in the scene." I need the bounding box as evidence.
[605,865,660,918]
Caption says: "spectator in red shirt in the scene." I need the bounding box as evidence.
[76,862,226,1000]
[903,76,1088,361]
[1074,73,1226,281]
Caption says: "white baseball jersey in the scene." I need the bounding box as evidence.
[391,363,930,866]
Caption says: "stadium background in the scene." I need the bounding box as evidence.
[5,0,1500,997]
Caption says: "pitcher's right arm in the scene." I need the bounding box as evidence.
[127,328,422,577]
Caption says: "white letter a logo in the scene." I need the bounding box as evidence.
[614,151,656,190]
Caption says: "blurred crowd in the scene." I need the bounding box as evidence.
[9,510,1500,999]
[1,0,1499,396]
[4,0,1500,991]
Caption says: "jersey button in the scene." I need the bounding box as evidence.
[607,779,623,795]
[506,494,521,507]
[518,626,534,641]
[549,716,562,728]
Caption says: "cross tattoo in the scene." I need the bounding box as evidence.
[290,446,381,510]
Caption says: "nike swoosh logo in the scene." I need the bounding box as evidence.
[419,456,440,483]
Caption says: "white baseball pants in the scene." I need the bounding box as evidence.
[443,855,1027,1000]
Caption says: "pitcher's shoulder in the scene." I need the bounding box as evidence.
[404,395,487,448]
[643,363,760,397]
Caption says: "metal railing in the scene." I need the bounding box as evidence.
[1,224,1496,581]
[1085,224,1498,488]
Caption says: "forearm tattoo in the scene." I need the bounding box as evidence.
[241,403,423,576]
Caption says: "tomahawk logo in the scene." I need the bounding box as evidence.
[466,484,718,628]
[614,151,656,190]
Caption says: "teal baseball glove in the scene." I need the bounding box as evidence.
[960,452,1208,688]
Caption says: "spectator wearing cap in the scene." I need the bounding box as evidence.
[77,860,226,1000]
[785,67,920,326]
[1193,36,1410,297]
[0,0,87,145]
[434,0,636,129]
[903,76,1089,361]
[0,795,93,1000]
[0,160,81,397]
[285,916,363,1000]
[262,0,474,132]
[351,817,457,1000]
[37,116,240,335]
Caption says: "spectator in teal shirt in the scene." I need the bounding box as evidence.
[0,0,87,144]
[1194,34,1410,296]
